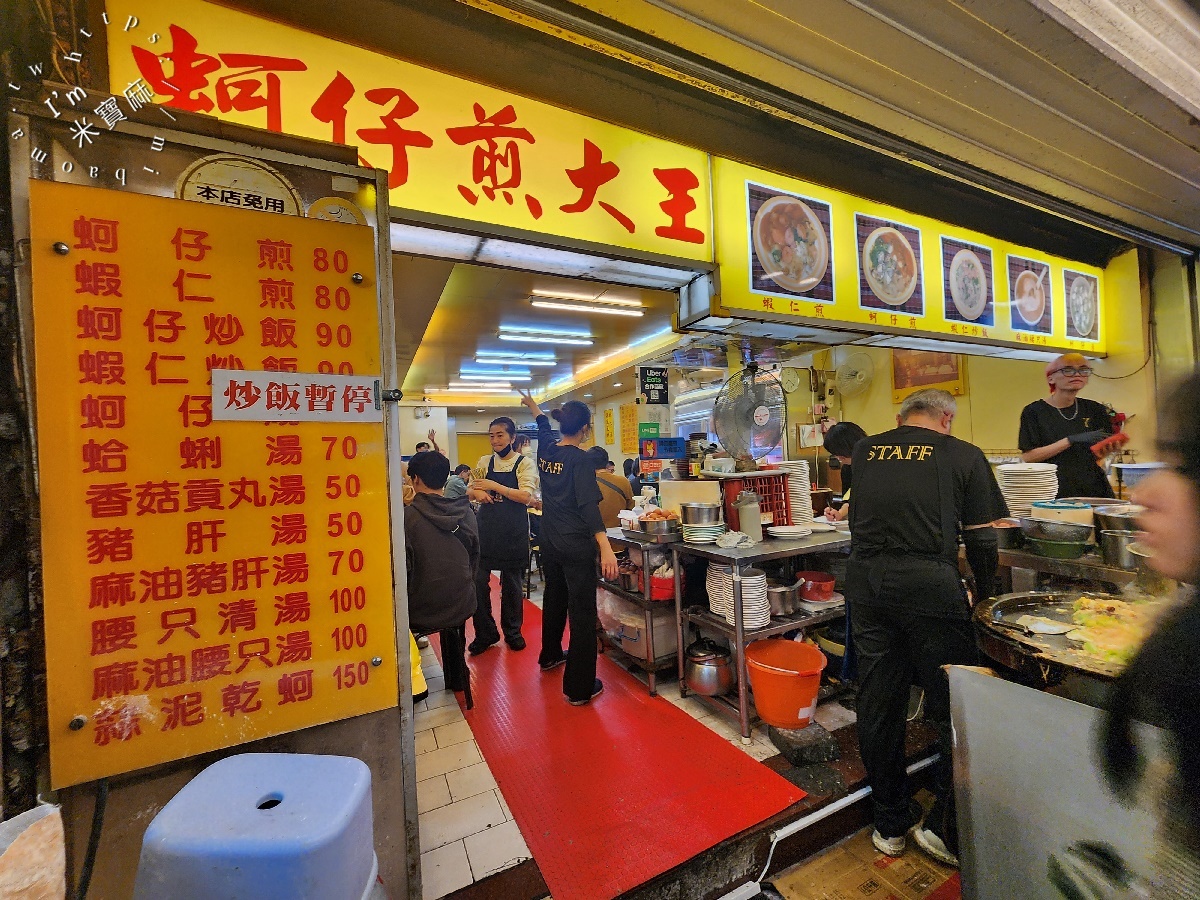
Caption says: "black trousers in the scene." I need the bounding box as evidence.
[473,561,525,645]
[538,544,598,702]
[852,601,978,851]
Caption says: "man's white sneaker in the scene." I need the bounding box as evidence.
[911,826,959,868]
[872,830,905,857]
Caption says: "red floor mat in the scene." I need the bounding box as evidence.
[445,588,806,900]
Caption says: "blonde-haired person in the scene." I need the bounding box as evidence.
[518,389,618,706]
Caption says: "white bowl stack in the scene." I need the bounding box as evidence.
[725,568,770,629]
[996,462,1059,518]
[776,461,814,527]
[706,564,732,618]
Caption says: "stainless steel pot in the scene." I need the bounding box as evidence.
[680,502,723,525]
[1094,505,1143,534]
[684,639,736,696]
[1099,530,1138,569]
[641,518,680,534]
[767,583,799,617]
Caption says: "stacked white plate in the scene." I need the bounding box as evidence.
[775,461,815,526]
[706,564,732,617]
[766,525,813,540]
[683,522,727,544]
[725,568,770,629]
[996,462,1059,518]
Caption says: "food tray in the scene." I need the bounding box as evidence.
[621,528,681,544]
[973,591,1127,682]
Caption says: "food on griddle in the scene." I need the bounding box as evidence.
[1066,595,1164,666]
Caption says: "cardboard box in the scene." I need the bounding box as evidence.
[774,828,959,900]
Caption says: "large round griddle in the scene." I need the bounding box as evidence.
[974,591,1128,682]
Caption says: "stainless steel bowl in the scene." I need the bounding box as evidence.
[680,502,723,525]
[1094,505,1144,534]
[641,518,680,534]
[1099,529,1138,569]
[1019,517,1094,543]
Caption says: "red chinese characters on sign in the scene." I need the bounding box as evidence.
[131,25,306,131]
[446,103,541,218]
[560,140,634,233]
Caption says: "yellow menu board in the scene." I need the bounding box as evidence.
[106,0,712,263]
[29,181,397,787]
[713,157,1107,354]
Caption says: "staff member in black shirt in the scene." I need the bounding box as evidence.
[518,389,619,706]
[848,389,1008,868]
[1018,353,1115,499]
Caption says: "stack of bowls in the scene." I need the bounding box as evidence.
[996,463,1059,518]
[775,460,814,526]
[681,502,726,543]
[706,564,732,618]
[726,568,770,629]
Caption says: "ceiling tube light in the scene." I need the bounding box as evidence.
[499,333,593,346]
[530,299,643,317]
[531,289,644,308]
[475,349,556,360]
[440,386,516,393]
[458,374,531,382]
[475,357,556,367]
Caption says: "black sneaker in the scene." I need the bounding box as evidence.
[539,656,566,672]
[506,635,527,651]
[568,679,604,706]
[468,639,497,656]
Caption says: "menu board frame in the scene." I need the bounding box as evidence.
[9,102,410,788]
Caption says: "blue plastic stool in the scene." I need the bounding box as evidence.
[134,753,377,900]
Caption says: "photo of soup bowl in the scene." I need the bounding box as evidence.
[1014,269,1047,325]
[752,195,829,293]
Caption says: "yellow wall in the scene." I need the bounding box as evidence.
[786,249,1156,459]
[455,433,496,471]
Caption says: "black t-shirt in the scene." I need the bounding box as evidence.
[1017,398,1115,499]
[848,426,1008,618]
[535,415,606,556]
[849,425,1008,559]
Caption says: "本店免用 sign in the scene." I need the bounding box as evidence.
[29,180,398,788]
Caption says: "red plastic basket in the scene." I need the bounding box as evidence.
[721,472,793,530]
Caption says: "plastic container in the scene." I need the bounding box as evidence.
[721,473,791,530]
[134,753,376,900]
[650,574,676,601]
[745,639,827,729]
[734,490,764,543]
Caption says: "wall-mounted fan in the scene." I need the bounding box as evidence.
[712,361,786,470]
[834,352,875,398]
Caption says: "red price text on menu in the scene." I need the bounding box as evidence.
[29,180,397,788]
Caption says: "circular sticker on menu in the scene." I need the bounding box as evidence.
[753,405,770,427]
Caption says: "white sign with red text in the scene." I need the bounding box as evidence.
[212,370,383,422]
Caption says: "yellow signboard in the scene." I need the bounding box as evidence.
[713,157,1107,355]
[604,407,615,446]
[619,403,638,456]
[29,181,397,787]
[105,0,712,263]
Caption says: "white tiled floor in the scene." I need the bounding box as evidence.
[414,584,793,899]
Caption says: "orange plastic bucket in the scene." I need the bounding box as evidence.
[745,639,827,729]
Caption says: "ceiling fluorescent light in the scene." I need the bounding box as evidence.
[476,349,556,360]
[458,374,531,382]
[535,296,648,314]
[474,356,556,367]
[531,299,643,317]
[499,333,593,346]
[440,385,516,393]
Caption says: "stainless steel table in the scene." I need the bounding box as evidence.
[671,532,852,740]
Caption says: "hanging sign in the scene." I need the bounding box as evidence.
[29,180,398,788]
[105,0,712,263]
[620,403,639,455]
[638,366,669,405]
[603,407,615,446]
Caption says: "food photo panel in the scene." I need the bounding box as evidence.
[1007,255,1053,334]
[747,182,834,302]
[941,237,993,327]
[1064,269,1099,341]
[856,214,923,317]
